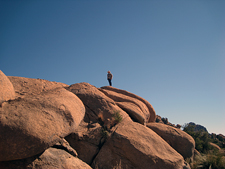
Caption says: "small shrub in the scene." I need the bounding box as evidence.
[155,118,160,123]
[162,117,168,124]
[98,111,104,121]
[191,152,225,169]
[101,128,109,139]
[113,160,122,169]
[112,111,122,124]
[98,111,105,126]
[204,152,225,169]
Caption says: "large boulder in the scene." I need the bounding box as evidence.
[209,142,221,151]
[66,82,132,125]
[8,76,68,98]
[100,86,156,124]
[65,121,104,165]
[92,121,189,169]
[0,70,15,104]
[0,87,85,161]
[0,148,92,169]
[147,123,195,160]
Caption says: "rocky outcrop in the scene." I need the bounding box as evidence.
[0,70,15,104]
[8,76,68,98]
[155,115,178,127]
[92,121,189,169]
[31,148,92,169]
[66,82,132,126]
[65,121,104,165]
[147,123,195,160]
[0,73,195,168]
[210,133,225,149]
[0,148,92,169]
[100,86,156,124]
[0,87,85,161]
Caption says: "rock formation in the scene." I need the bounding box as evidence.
[0,74,85,161]
[92,121,188,169]
[147,123,195,160]
[65,121,104,165]
[66,82,132,125]
[8,76,68,98]
[100,86,156,123]
[0,70,15,104]
[0,148,92,169]
[0,71,193,169]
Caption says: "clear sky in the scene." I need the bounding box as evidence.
[1,0,224,135]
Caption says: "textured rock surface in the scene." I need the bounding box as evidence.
[65,121,104,165]
[147,123,195,160]
[100,86,156,123]
[30,148,92,169]
[100,89,148,125]
[0,148,92,169]
[117,101,147,124]
[66,82,132,125]
[0,87,85,161]
[93,121,189,169]
[8,76,68,98]
[0,77,196,168]
[0,70,15,103]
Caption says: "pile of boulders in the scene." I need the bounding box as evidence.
[0,70,194,169]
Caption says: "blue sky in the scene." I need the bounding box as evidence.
[1,0,224,135]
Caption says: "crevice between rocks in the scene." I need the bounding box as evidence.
[52,138,78,157]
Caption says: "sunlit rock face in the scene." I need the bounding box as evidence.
[147,123,195,160]
[0,78,192,169]
[0,75,85,161]
[0,70,15,104]
[100,86,156,124]
[92,121,188,169]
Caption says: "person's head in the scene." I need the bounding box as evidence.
[108,71,111,74]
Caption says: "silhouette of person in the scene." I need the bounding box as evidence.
[107,71,113,86]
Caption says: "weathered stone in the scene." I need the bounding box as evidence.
[100,86,156,123]
[0,70,15,104]
[66,82,132,126]
[0,87,85,161]
[65,121,104,165]
[147,123,195,160]
[0,76,196,169]
[155,115,176,127]
[117,101,146,124]
[100,88,149,125]
[8,76,68,98]
[176,124,182,129]
[93,121,189,169]
[53,138,78,157]
[0,148,92,169]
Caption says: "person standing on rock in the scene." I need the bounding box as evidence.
[107,71,113,86]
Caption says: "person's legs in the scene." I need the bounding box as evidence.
[108,79,112,86]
